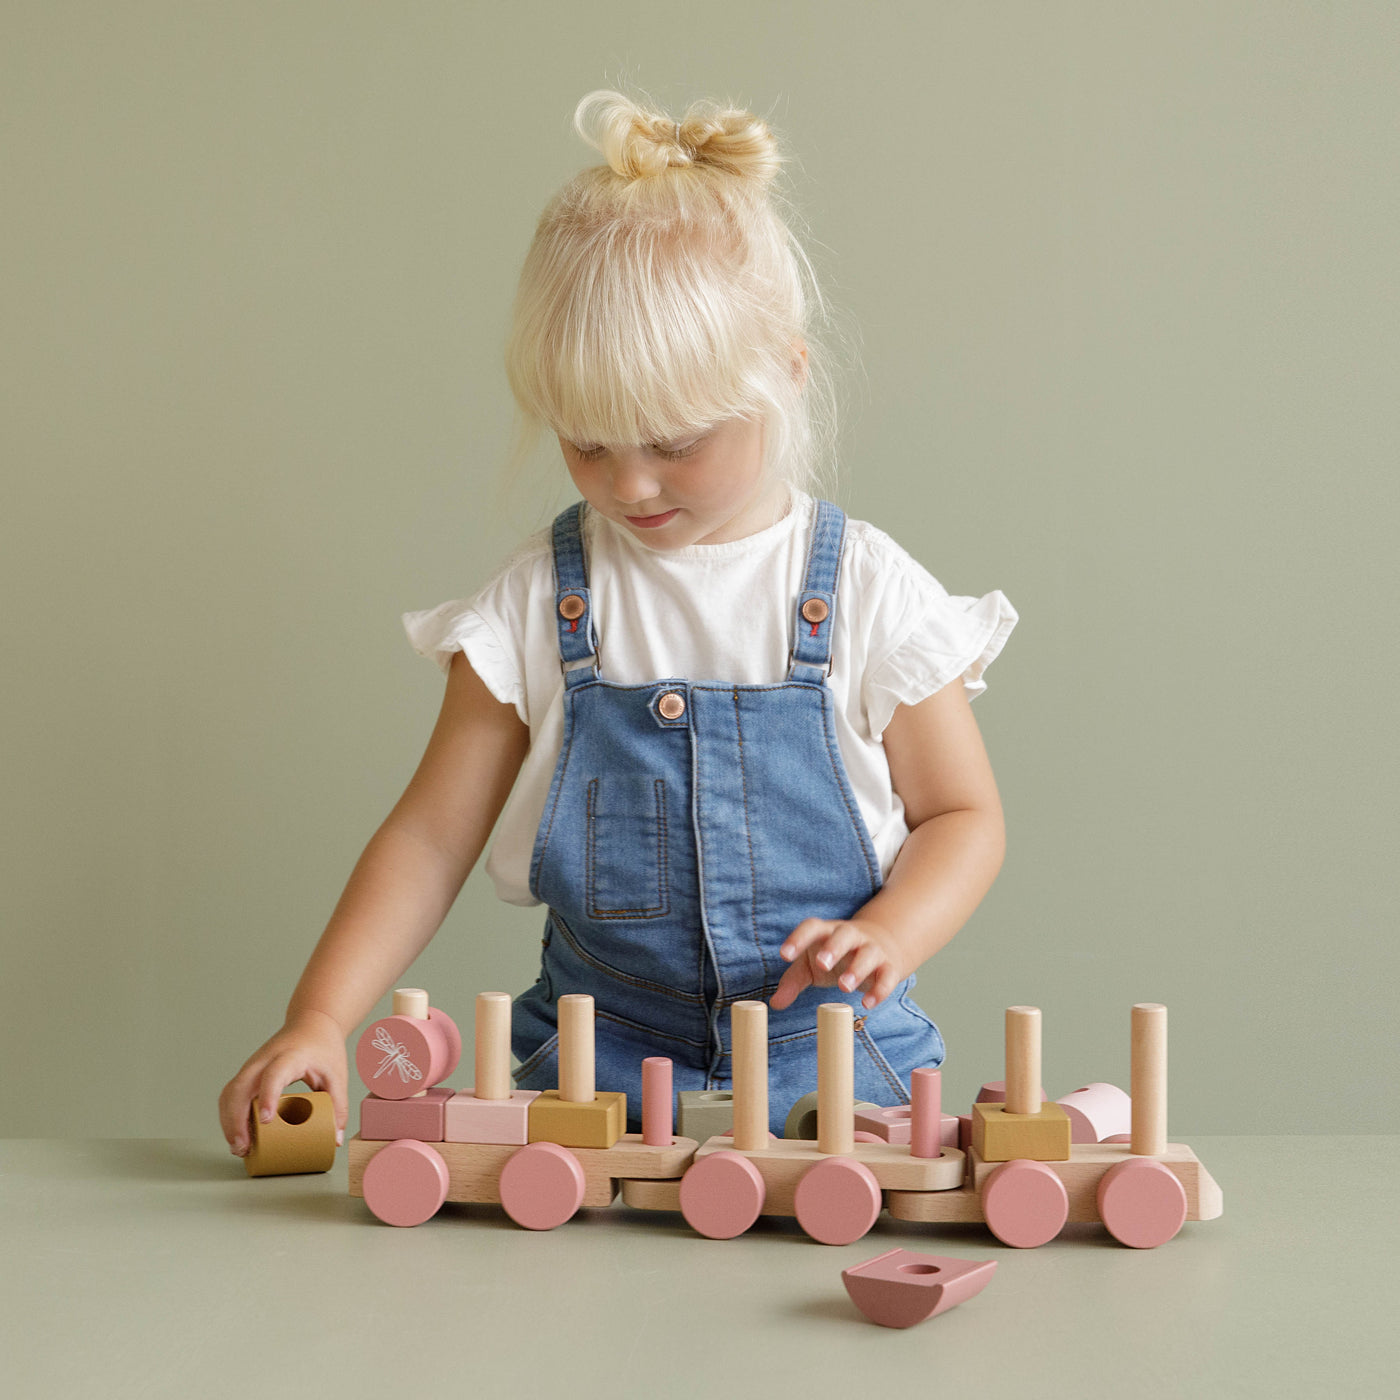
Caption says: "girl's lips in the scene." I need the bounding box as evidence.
[624,509,680,528]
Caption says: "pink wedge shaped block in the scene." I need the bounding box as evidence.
[843,1248,997,1328]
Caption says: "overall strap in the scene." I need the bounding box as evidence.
[788,499,847,683]
[550,502,600,687]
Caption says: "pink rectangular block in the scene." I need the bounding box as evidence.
[444,1088,541,1145]
[359,1086,454,1142]
[854,1106,961,1148]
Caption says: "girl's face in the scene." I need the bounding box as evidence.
[558,414,790,548]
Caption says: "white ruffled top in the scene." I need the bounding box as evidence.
[403,490,1017,907]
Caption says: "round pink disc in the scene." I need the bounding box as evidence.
[498,1142,586,1230]
[793,1156,882,1245]
[982,1158,1069,1248]
[679,1151,766,1239]
[1097,1157,1188,1248]
[429,1007,463,1083]
[355,1014,440,1099]
[361,1139,449,1227]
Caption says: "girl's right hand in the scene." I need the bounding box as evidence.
[218,1009,349,1157]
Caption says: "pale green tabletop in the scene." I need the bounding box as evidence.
[1,1137,1392,1398]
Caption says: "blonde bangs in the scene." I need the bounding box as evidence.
[507,189,776,450]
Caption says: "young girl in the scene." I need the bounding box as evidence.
[219,89,1017,1153]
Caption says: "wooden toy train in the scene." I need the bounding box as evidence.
[301,989,1223,1249]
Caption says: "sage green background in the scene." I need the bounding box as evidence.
[4,2,1395,1139]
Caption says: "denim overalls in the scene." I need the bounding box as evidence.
[511,499,946,1135]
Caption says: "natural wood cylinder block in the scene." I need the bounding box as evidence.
[1131,1003,1168,1156]
[731,1001,769,1152]
[558,994,595,1103]
[475,992,512,1101]
[818,1003,854,1155]
[393,988,429,1020]
[1005,1006,1042,1117]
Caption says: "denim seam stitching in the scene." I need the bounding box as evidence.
[547,907,705,1005]
[855,1019,911,1103]
[818,689,882,893]
[585,777,671,920]
[731,687,770,987]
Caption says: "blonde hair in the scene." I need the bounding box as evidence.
[503,89,846,499]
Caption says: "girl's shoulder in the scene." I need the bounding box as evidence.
[838,513,952,611]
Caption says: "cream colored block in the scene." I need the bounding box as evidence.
[677,1090,735,1142]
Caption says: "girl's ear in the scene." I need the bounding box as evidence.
[791,336,809,389]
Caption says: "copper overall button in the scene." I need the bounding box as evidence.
[657,691,686,721]
[801,598,829,624]
[558,594,586,621]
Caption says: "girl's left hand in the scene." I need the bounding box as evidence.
[770,917,906,1012]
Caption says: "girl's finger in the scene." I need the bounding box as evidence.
[838,944,887,995]
[770,957,814,1011]
[865,965,902,1009]
[812,922,864,973]
[779,918,836,962]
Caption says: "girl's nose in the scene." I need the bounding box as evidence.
[608,452,662,505]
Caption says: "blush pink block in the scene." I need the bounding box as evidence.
[794,1157,882,1246]
[843,1248,997,1328]
[354,1008,461,1099]
[498,1141,587,1230]
[443,1089,540,1145]
[359,1086,454,1142]
[1096,1157,1188,1248]
[361,1139,450,1227]
[975,1080,1049,1105]
[855,1105,914,1143]
[1056,1082,1132,1143]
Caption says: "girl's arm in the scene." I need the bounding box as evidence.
[770,675,1006,1010]
[218,651,530,1154]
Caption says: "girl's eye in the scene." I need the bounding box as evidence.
[570,438,705,461]
[653,439,704,461]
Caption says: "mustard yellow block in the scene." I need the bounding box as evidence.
[971,1100,1072,1162]
[528,1091,626,1149]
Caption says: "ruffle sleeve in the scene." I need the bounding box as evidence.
[400,600,525,717]
[863,584,1018,739]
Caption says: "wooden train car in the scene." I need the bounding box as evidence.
[346,990,1222,1249]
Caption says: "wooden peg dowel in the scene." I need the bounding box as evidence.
[1131,1002,1168,1156]
[392,988,429,1019]
[909,1067,943,1158]
[818,1003,854,1155]
[731,1002,769,1152]
[474,992,512,1101]
[1005,1006,1042,1116]
[558,993,595,1103]
[642,1057,673,1146]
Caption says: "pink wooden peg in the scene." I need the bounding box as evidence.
[910,1067,942,1158]
[642,1056,673,1146]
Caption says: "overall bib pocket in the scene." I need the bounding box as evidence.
[585,774,670,920]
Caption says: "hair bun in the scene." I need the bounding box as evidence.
[573,88,782,185]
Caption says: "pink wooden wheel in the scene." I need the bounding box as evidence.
[498,1141,586,1230]
[982,1158,1069,1248]
[679,1150,766,1239]
[361,1139,450,1227]
[794,1156,882,1245]
[1096,1156,1188,1248]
